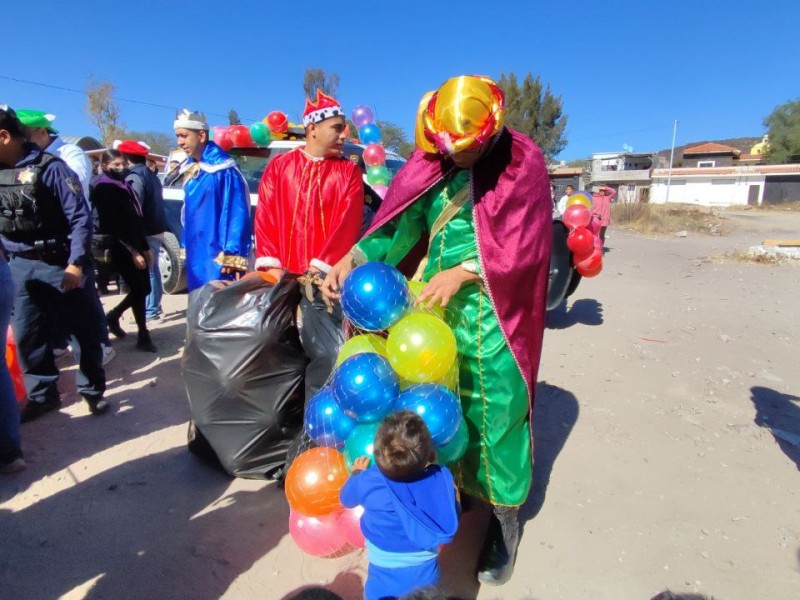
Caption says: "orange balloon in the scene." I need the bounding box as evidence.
[285,448,349,517]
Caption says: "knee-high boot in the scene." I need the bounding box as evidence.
[477,505,520,586]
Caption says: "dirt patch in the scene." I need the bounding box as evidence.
[611,203,732,237]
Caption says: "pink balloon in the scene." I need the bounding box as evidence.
[372,185,389,199]
[338,506,365,549]
[563,204,592,230]
[289,509,348,557]
[363,143,386,167]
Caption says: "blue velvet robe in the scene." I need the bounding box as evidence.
[183,142,251,291]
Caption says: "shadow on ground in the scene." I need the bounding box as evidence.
[0,447,286,600]
[751,386,800,471]
[546,298,604,329]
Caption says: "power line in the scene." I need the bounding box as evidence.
[0,74,257,122]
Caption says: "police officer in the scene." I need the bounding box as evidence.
[0,105,108,422]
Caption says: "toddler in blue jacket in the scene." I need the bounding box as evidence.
[340,410,460,600]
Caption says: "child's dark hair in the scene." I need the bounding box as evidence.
[101,149,123,165]
[0,106,26,139]
[373,410,435,481]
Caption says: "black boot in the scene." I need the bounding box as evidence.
[136,331,157,353]
[477,505,520,586]
[106,311,126,339]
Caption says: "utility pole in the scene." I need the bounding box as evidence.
[665,119,679,204]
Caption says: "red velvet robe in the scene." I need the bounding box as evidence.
[255,148,363,274]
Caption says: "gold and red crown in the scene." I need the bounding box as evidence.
[302,90,343,126]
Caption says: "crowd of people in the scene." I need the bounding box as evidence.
[2,74,618,598]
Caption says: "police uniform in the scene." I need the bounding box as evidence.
[0,142,107,419]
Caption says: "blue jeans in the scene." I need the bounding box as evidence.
[145,236,163,318]
[9,256,106,403]
[0,259,22,463]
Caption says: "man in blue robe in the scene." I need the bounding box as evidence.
[173,109,251,293]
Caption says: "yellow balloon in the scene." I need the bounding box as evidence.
[335,334,388,367]
[399,360,459,392]
[386,314,457,384]
[566,193,592,209]
[406,281,446,320]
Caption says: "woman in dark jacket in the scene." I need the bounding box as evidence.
[90,150,156,352]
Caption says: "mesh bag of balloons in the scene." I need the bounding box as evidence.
[560,190,604,278]
[283,262,468,557]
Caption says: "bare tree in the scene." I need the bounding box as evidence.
[303,68,340,99]
[85,78,125,145]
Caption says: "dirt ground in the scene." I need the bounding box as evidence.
[2,209,799,600]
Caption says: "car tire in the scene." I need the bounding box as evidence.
[159,232,188,294]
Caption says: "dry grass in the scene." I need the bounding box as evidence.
[611,203,732,236]
[721,249,785,265]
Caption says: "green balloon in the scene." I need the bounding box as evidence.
[208,128,215,140]
[250,122,271,146]
[436,418,468,465]
[344,422,381,471]
[367,165,391,187]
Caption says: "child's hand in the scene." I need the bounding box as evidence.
[352,456,371,472]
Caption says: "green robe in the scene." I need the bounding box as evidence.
[355,170,531,506]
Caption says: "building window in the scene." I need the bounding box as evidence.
[697,160,715,168]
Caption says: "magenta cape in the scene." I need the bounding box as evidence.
[363,128,552,403]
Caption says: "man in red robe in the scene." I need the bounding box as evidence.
[254,90,363,468]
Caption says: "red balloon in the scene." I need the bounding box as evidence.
[228,124,254,148]
[5,328,26,404]
[363,143,386,167]
[338,506,365,549]
[289,509,348,557]
[285,447,349,516]
[214,129,234,152]
[566,227,594,260]
[575,247,603,276]
[563,204,592,230]
[266,111,289,134]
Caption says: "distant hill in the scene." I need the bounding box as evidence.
[655,136,762,167]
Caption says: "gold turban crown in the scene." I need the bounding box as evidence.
[415,75,505,155]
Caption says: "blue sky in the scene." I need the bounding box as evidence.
[3,0,798,160]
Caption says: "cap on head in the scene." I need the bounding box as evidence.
[113,139,151,157]
[302,90,343,127]
[173,109,208,131]
[16,109,58,134]
[415,75,505,156]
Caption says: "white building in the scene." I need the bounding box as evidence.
[651,164,800,207]
[590,151,653,203]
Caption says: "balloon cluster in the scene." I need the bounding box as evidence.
[351,105,392,199]
[208,111,291,152]
[285,262,467,556]
[561,190,604,278]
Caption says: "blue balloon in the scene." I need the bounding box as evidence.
[359,124,382,145]
[436,418,469,464]
[304,387,357,449]
[394,384,462,446]
[341,262,410,331]
[332,353,400,423]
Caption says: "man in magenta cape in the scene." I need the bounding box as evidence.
[323,75,552,586]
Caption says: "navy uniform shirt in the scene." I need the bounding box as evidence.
[1,143,93,267]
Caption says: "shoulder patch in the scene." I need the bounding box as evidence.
[66,177,82,196]
[349,154,360,164]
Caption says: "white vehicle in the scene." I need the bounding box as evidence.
[159,138,405,293]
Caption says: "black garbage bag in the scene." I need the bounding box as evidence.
[182,274,309,479]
